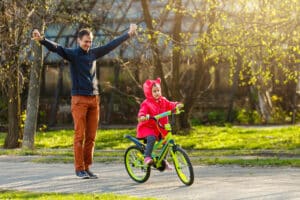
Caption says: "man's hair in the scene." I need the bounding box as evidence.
[78,28,93,39]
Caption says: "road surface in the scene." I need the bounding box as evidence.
[0,156,299,200]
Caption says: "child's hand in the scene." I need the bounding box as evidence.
[138,115,149,122]
[176,103,184,109]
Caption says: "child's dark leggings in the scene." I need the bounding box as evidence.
[145,135,156,158]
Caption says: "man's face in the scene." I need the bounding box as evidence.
[78,34,93,51]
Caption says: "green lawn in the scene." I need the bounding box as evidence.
[1,125,298,150]
[0,125,299,166]
[0,190,156,200]
[176,126,300,150]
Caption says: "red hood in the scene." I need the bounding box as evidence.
[143,78,161,101]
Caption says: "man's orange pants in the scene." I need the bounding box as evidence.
[71,95,99,171]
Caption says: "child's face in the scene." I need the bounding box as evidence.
[152,84,161,100]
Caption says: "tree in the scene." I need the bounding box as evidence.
[224,0,300,123]
[136,0,300,128]
[0,0,35,148]
[22,0,99,148]
[138,0,221,130]
[22,1,45,149]
[22,0,134,148]
[140,0,171,98]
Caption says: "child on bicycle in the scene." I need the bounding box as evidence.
[137,78,183,168]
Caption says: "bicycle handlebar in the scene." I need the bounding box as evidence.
[138,106,184,130]
[145,106,184,121]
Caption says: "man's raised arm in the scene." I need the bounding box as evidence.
[93,24,137,59]
[31,29,73,62]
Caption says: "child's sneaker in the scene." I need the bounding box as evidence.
[165,160,173,170]
[144,157,153,165]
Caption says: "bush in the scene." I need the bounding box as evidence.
[190,118,202,126]
[270,95,290,123]
[207,110,226,125]
[236,109,262,124]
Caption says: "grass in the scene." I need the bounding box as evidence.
[0,125,299,166]
[1,125,297,150]
[193,158,300,167]
[0,190,157,200]
[175,126,300,150]
[34,129,134,149]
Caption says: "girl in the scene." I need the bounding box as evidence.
[137,78,183,167]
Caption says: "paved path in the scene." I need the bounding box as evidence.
[0,156,299,200]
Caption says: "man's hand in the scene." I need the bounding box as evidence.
[31,29,43,41]
[128,24,137,37]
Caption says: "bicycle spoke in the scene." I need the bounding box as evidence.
[124,146,150,183]
[172,147,194,186]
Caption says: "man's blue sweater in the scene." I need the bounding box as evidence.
[40,33,130,96]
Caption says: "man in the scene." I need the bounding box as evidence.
[32,24,137,179]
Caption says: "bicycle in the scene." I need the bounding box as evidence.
[124,107,194,186]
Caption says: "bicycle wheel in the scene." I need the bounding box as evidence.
[124,145,150,183]
[172,146,194,186]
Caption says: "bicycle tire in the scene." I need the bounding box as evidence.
[172,146,194,186]
[124,145,151,183]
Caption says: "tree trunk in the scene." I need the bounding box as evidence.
[49,62,63,127]
[141,0,189,130]
[227,53,242,122]
[171,0,182,100]
[292,77,300,124]
[22,20,45,149]
[107,64,120,124]
[257,88,272,123]
[4,0,22,149]
[4,63,21,148]
[171,0,184,132]
[178,99,193,131]
[140,0,170,98]
[179,0,217,131]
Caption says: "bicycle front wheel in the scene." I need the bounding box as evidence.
[124,145,150,183]
[172,146,194,186]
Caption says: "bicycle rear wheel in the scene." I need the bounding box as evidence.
[172,146,194,186]
[124,145,150,183]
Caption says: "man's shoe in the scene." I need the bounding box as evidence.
[86,169,98,179]
[75,170,89,179]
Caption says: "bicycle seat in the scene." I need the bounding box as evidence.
[124,135,146,148]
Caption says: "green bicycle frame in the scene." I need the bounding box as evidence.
[151,129,174,168]
[150,107,184,168]
[125,105,194,185]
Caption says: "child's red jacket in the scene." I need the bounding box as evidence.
[136,78,178,139]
